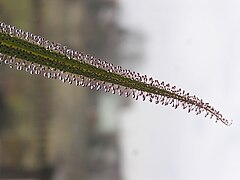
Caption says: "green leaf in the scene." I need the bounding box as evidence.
[0,22,232,126]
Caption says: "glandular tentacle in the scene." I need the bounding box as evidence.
[0,22,232,126]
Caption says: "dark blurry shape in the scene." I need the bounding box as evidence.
[32,1,53,180]
[0,86,11,133]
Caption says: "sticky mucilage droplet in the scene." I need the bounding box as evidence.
[0,21,233,126]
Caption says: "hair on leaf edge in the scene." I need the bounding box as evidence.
[0,22,233,126]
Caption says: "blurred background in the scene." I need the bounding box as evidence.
[0,0,138,179]
[0,0,240,180]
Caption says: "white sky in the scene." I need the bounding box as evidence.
[119,1,240,180]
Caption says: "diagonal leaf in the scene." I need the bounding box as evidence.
[0,22,232,126]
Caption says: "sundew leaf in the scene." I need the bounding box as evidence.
[0,22,232,126]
